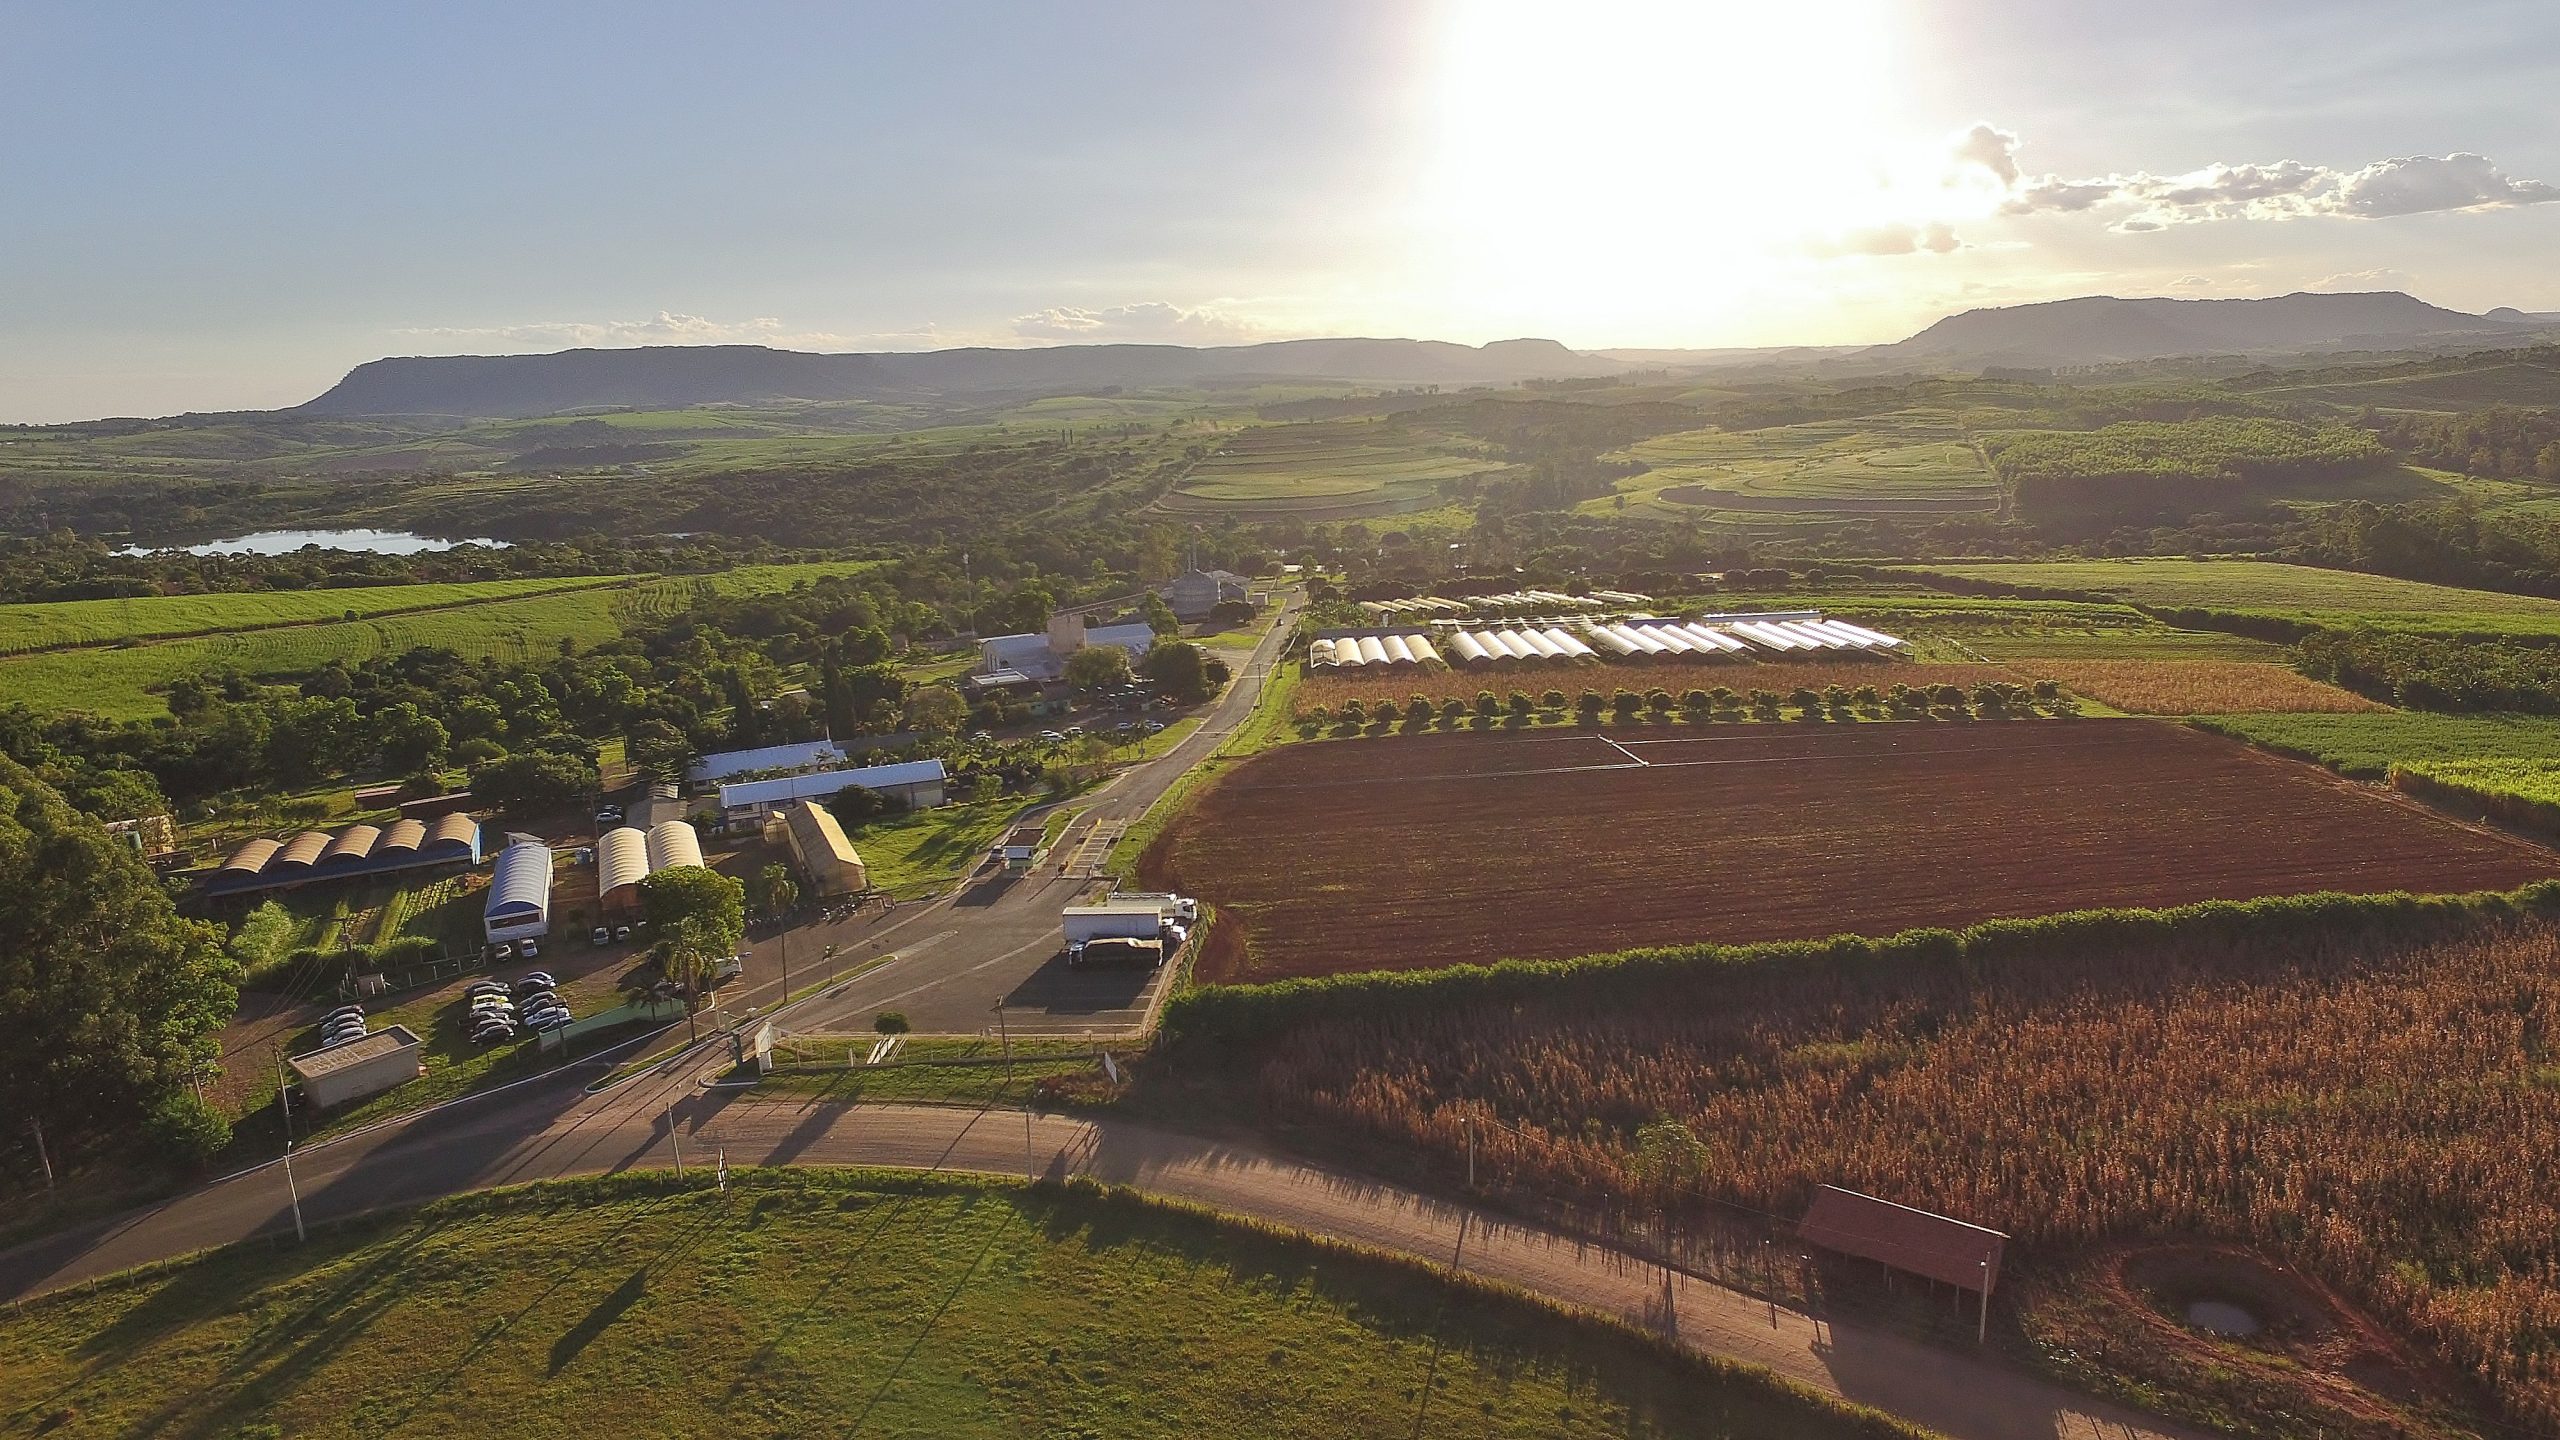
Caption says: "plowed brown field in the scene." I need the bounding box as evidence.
[1142,719,2557,984]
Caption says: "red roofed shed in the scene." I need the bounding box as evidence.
[1798,1184,2008,1297]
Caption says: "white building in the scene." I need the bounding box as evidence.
[1162,568,1250,621]
[483,841,554,942]
[977,612,1155,683]
[718,758,948,821]
[687,739,848,786]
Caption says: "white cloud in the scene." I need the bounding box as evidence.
[1998,148,2559,230]
[2305,266,2419,293]
[392,311,863,350]
[1009,301,1274,344]
[1950,123,2021,186]
[1816,221,1964,258]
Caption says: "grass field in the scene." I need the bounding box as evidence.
[1906,559,2560,638]
[2193,711,2560,778]
[1144,723,2553,983]
[1158,420,1498,519]
[0,1170,1907,1440]
[0,560,881,720]
[1597,408,2001,520]
[841,797,1031,897]
[760,1035,1104,1104]
[0,575,630,654]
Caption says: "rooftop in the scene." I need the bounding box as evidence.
[289,1024,423,1079]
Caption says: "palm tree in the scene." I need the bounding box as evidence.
[656,917,722,1044]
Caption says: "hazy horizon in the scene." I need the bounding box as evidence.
[8,0,2559,422]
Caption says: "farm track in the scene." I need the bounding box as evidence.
[1146,720,2560,984]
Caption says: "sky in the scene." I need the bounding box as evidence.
[6,0,2559,421]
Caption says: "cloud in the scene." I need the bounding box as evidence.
[1009,301,1272,344]
[1817,221,1964,258]
[1951,123,2021,186]
[2306,266,2418,293]
[394,311,863,350]
[1996,146,2560,230]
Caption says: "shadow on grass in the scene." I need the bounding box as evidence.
[548,1267,648,1376]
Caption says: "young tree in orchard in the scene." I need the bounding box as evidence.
[0,755,241,1170]
[1062,644,1133,693]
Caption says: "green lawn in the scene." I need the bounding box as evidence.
[1158,420,1499,518]
[0,1170,1913,1440]
[1904,559,2560,638]
[1595,408,2000,519]
[844,797,1032,896]
[760,1036,1104,1102]
[2191,711,2560,779]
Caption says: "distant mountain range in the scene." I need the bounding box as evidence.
[1860,291,2557,370]
[297,337,1624,418]
[289,293,2560,419]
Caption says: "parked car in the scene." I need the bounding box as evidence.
[322,1003,365,1025]
[515,971,556,993]
[613,925,633,942]
[713,953,746,985]
[523,1009,571,1032]
[517,939,540,960]
[1140,720,1164,734]
[514,989,558,1011]
[595,805,623,825]
[1037,730,1065,743]
[591,926,611,946]
[470,1020,516,1045]
[469,994,516,1013]
[487,942,516,962]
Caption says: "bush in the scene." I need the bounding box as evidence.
[1540,689,1569,711]
[146,1092,231,1166]
[874,1011,911,1034]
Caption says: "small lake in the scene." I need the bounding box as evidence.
[117,528,509,556]
[2186,1299,2263,1336]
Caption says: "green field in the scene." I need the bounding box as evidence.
[1159,420,1499,518]
[842,797,1032,897]
[0,575,630,655]
[1596,408,2001,520]
[2191,711,2560,778]
[0,1171,1900,1440]
[0,560,884,720]
[1907,558,2560,638]
[2241,357,2560,412]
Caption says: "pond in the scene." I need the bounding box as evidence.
[116,528,510,556]
[2186,1298,2264,1337]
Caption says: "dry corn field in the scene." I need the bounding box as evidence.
[1293,661,2022,718]
[2010,659,2386,715]
[1252,917,2560,1432]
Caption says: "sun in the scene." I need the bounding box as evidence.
[1412,0,1905,339]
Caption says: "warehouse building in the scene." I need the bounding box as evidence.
[483,840,555,943]
[206,812,481,898]
[686,738,850,787]
[1161,567,1250,621]
[976,612,1155,684]
[595,820,708,917]
[289,1025,424,1109]
[779,800,868,896]
[718,757,947,822]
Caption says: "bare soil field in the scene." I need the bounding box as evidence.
[1143,719,2556,983]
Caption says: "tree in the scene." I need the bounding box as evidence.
[754,862,800,921]
[640,864,747,1040]
[625,719,695,783]
[0,755,239,1165]
[470,749,599,812]
[373,703,449,776]
[1140,592,1181,635]
[1139,640,1215,703]
[902,683,968,737]
[1063,644,1133,693]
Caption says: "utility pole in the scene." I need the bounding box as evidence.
[1978,1258,1991,1345]
[666,1100,684,1177]
[276,1051,294,1144]
[29,1116,53,1193]
[1462,1115,1475,1190]
[821,942,838,987]
[993,1000,1012,1084]
[283,1141,307,1244]
[779,921,792,1007]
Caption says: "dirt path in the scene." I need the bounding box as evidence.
[0,1075,2203,1440]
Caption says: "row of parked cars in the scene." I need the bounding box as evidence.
[464,972,574,1046]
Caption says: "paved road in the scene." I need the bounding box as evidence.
[750,589,1303,1037]
[0,1059,2200,1440]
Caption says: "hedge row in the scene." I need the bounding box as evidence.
[1160,882,2560,1045]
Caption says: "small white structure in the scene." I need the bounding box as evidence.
[289,1025,424,1109]
[483,841,553,942]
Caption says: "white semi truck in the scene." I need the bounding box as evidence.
[1061,891,1197,968]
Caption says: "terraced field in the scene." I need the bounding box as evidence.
[1597,408,2002,520]
[1157,420,1500,519]
[0,559,880,719]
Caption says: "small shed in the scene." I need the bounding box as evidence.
[289,1025,424,1109]
[995,824,1046,871]
[1798,1184,2007,1297]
